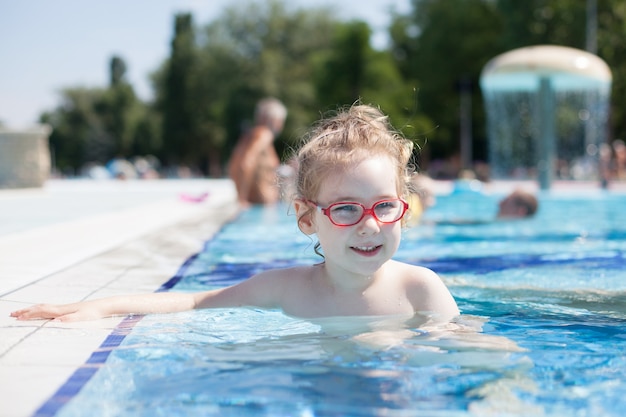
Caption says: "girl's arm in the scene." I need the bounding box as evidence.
[10,270,285,322]
[10,291,202,322]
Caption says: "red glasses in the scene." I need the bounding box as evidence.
[310,198,409,226]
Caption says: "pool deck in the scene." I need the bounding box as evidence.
[1,177,625,417]
[0,179,238,417]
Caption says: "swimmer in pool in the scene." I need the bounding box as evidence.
[11,104,459,323]
[496,189,538,219]
[427,189,539,226]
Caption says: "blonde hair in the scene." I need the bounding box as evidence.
[294,104,415,223]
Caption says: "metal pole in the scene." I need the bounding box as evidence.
[459,78,472,170]
[538,77,555,190]
[586,0,602,186]
[586,0,597,54]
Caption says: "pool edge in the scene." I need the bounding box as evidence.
[0,180,238,417]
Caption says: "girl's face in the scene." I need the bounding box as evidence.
[302,156,404,279]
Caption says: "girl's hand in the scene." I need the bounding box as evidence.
[10,302,104,322]
[9,292,198,322]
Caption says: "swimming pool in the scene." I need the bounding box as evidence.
[41,190,626,416]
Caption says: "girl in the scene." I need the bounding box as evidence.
[11,104,459,323]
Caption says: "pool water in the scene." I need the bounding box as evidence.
[48,191,626,416]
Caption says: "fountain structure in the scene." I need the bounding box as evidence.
[480,45,612,189]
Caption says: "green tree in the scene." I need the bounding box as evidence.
[98,56,142,157]
[391,0,502,173]
[131,106,162,158]
[192,0,337,165]
[314,20,434,162]
[40,87,109,174]
[315,21,371,107]
[153,3,335,175]
[40,55,153,174]
[496,0,587,50]
[596,0,626,142]
[158,13,200,170]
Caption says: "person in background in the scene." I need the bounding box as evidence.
[406,173,437,226]
[228,98,287,206]
[613,139,626,181]
[496,189,538,219]
[408,172,538,224]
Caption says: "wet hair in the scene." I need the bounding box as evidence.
[510,190,538,216]
[294,104,416,231]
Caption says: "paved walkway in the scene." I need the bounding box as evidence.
[0,179,238,417]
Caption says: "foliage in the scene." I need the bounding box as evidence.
[195,0,337,163]
[41,56,150,174]
[496,0,587,50]
[37,0,626,178]
[41,87,109,174]
[158,13,200,168]
[100,56,143,157]
[596,0,626,142]
[314,20,434,161]
[390,0,503,168]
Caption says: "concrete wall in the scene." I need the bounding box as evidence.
[0,125,51,188]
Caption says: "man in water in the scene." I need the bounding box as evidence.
[496,189,538,219]
[409,182,538,226]
[228,98,287,205]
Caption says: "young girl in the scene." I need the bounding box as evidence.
[11,104,459,323]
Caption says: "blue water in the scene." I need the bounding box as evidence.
[51,191,626,417]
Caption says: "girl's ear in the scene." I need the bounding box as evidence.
[293,199,316,235]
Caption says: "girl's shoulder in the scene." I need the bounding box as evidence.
[261,263,317,274]
[388,260,450,297]
[253,263,318,285]
[388,260,438,282]
[390,260,459,319]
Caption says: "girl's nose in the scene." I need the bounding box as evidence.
[357,214,381,235]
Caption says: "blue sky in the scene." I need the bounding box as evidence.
[0,0,408,128]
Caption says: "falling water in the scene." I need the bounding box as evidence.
[480,45,612,188]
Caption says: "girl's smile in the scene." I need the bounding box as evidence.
[350,244,383,257]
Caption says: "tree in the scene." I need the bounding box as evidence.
[41,87,110,174]
[158,13,200,170]
[390,0,502,174]
[152,3,337,175]
[315,21,371,107]
[40,55,152,174]
[314,20,434,164]
[595,0,626,143]
[131,106,162,158]
[193,0,338,165]
[496,0,586,50]
[98,56,142,157]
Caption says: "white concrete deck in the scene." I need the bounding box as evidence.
[0,179,238,417]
